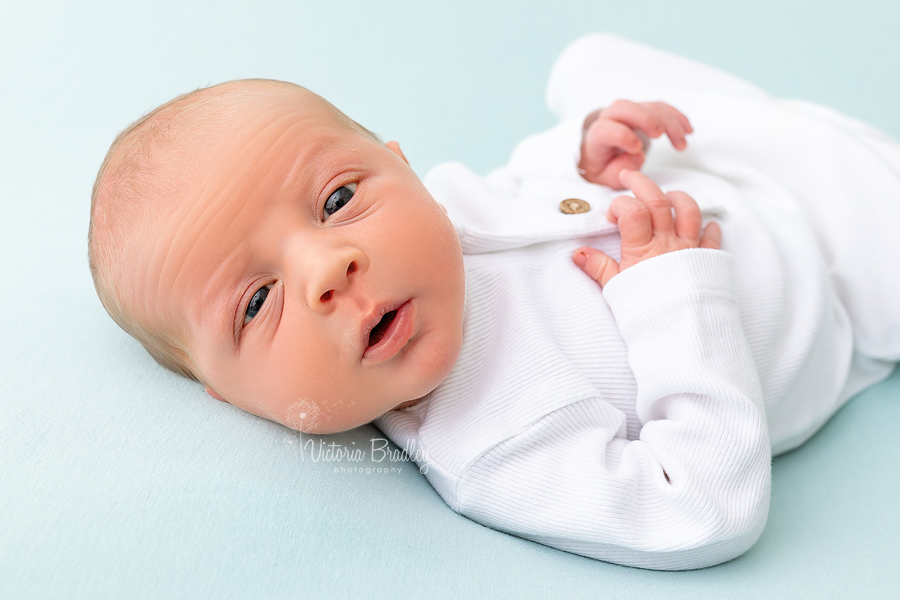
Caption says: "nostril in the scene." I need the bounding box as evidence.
[320,290,333,302]
[347,262,357,275]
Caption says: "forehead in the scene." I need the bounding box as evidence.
[195,88,349,163]
[161,85,356,177]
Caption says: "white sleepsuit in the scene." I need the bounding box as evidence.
[374,34,900,570]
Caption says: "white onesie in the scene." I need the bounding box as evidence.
[375,34,900,570]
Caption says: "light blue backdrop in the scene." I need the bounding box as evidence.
[2,1,899,598]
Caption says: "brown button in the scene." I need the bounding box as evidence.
[559,198,591,214]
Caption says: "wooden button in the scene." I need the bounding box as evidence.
[559,198,591,214]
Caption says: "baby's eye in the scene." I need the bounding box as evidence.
[323,182,357,219]
[244,284,272,325]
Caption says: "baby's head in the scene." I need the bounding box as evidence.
[89,80,466,433]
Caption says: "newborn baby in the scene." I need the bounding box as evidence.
[88,34,900,569]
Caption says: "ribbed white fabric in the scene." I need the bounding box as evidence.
[375,34,900,570]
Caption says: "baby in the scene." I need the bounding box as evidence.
[88,34,900,570]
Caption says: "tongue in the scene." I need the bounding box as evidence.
[368,310,397,347]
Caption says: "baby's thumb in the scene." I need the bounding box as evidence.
[573,247,619,288]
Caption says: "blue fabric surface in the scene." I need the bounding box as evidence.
[2,1,899,597]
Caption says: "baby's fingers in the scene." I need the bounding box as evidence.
[673,106,693,134]
[666,190,702,241]
[573,247,620,288]
[699,221,722,249]
[601,100,663,139]
[587,118,644,155]
[651,102,690,150]
[607,192,654,247]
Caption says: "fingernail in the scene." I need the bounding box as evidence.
[573,250,588,268]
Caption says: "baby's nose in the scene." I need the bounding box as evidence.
[306,251,365,312]
[317,261,358,303]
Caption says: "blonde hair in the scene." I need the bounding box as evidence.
[88,80,380,383]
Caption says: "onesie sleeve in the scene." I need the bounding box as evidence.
[545,33,769,122]
[456,248,771,570]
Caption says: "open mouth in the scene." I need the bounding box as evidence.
[367,310,398,348]
[362,300,414,362]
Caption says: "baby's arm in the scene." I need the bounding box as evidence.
[578,100,692,189]
[455,174,769,570]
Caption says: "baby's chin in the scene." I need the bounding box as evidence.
[276,393,427,434]
[275,313,462,434]
[279,398,381,435]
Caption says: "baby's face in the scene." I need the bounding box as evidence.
[134,90,466,433]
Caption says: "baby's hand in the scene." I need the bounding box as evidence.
[573,170,721,288]
[578,100,693,190]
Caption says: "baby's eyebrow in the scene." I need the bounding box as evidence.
[282,136,333,190]
[195,246,250,349]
